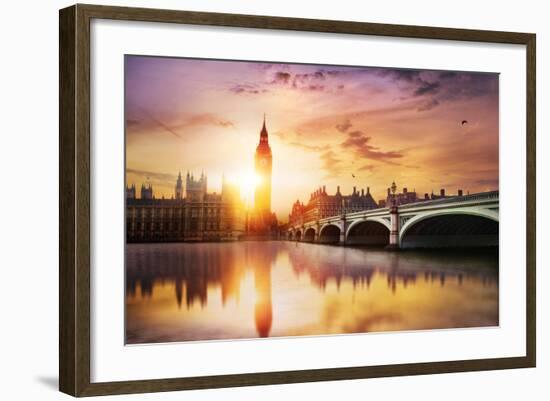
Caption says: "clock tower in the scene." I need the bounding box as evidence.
[254,115,272,218]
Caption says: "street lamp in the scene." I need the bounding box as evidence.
[387,181,399,250]
[390,181,397,207]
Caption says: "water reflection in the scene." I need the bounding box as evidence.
[126,241,498,344]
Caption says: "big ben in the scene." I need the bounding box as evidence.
[254,115,272,219]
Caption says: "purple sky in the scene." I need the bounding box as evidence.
[125,55,499,220]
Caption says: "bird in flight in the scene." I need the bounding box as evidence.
[351,174,356,178]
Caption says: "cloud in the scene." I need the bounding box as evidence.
[228,83,267,95]
[218,120,234,128]
[290,71,328,88]
[283,125,394,176]
[272,131,288,141]
[228,65,497,114]
[417,99,440,112]
[138,109,182,138]
[416,72,497,111]
[128,109,235,139]
[320,150,343,178]
[376,68,421,83]
[271,71,292,84]
[126,118,140,128]
[251,63,291,72]
[256,68,355,93]
[308,84,325,91]
[358,164,376,172]
[437,73,498,102]
[172,113,235,130]
[375,68,498,113]
[335,119,352,133]
[289,142,330,152]
[341,130,404,163]
[414,81,440,96]
[126,168,176,183]
[439,71,457,79]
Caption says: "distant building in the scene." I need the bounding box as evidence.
[383,186,419,206]
[379,183,466,207]
[126,184,136,200]
[126,172,245,242]
[175,171,183,200]
[425,188,464,200]
[140,183,153,200]
[288,185,378,226]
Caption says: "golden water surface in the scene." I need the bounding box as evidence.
[126,241,498,344]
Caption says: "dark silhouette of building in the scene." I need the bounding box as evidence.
[288,185,378,225]
[248,116,278,233]
[175,171,183,200]
[140,183,153,200]
[126,172,245,242]
[378,183,466,207]
[126,184,136,200]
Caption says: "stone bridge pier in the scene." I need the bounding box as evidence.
[387,204,400,250]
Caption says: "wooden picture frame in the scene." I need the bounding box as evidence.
[59,3,536,397]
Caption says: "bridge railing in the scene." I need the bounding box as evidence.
[288,191,499,230]
[398,190,499,210]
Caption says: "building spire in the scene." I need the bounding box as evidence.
[260,114,268,144]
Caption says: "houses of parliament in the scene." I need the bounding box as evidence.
[126,117,277,242]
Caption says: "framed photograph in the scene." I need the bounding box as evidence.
[59,4,536,397]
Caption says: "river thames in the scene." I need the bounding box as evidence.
[125,241,498,344]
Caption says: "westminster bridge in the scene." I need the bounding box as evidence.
[286,191,499,249]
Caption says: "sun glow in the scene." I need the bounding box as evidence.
[227,170,262,207]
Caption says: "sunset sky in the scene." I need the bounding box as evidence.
[125,55,499,221]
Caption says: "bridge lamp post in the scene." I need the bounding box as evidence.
[386,181,400,250]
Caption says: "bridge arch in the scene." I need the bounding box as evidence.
[303,227,316,242]
[346,217,390,236]
[318,224,341,244]
[399,209,498,249]
[346,219,390,245]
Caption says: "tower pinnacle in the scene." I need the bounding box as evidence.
[259,114,268,145]
[175,170,183,200]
